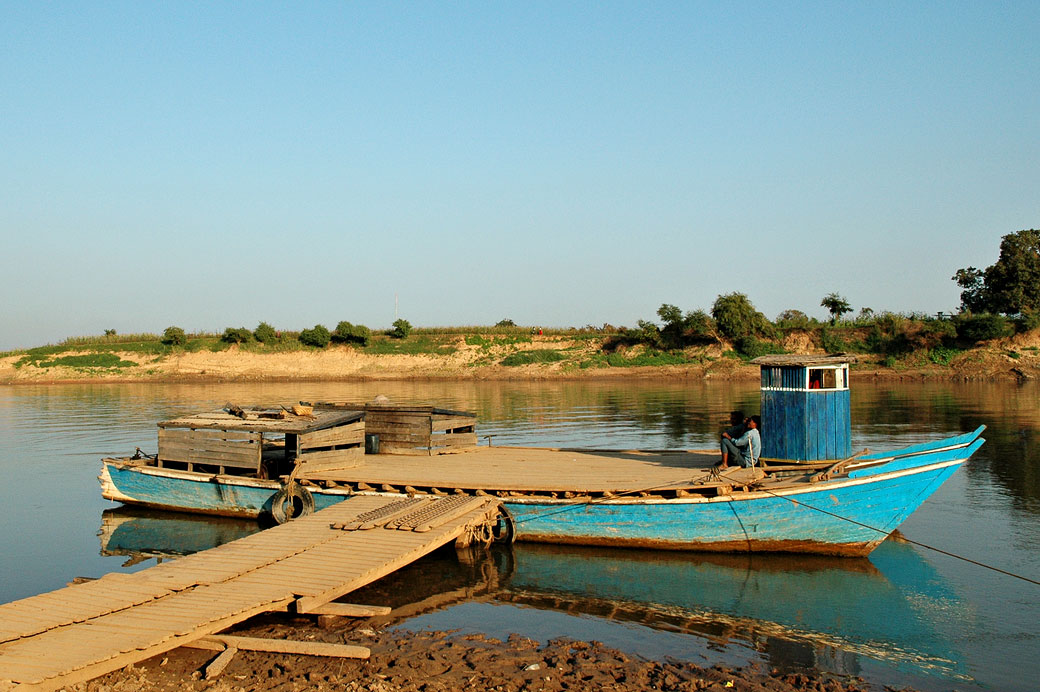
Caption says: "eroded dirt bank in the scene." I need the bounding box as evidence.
[3,332,1039,384]
[75,620,887,692]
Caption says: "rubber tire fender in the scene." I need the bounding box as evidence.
[269,482,315,524]
[492,505,516,544]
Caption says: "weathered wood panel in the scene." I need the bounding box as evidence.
[158,428,261,471]
[431,415,477,433]
[299,422,364,450]
[431,432,478,448]
[297,447,364,471]
[362,408,477,454]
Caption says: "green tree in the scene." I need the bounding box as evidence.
[332,321,371,346]
[821,293,852,324]
[711,293,773,342]
[299,324,331,347]
[221,327,252,343]
[775,309,809,328]
[953,313,1013,343]
[953,267,987,312]
[253,322,277,343]
[388,319,412,339]
[161,326,186,346]
[495,319,516,327]
[656,304,716,348]
[954,230,1040,315]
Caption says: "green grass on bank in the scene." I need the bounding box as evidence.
[3,316,1029,373]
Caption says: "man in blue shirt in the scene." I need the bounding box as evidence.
[718,415,761,468]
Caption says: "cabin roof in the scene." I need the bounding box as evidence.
[751,354,857,367]
[158,408,363,433]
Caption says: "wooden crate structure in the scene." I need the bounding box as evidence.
[157,407,365,476]
[366,406,476,455]
[309,402,477,456]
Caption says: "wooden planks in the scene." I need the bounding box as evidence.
[363,406,477,455]
[0,496,500,691]
[158,428,261,472]
[307,446,741,494]
[159,409,363,435]
[299,422,364,450]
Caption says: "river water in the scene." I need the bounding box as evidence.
[0,379,1037,691]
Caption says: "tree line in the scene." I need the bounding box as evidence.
[618,229,1039,361]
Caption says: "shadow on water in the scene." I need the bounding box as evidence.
[98,507,970,689]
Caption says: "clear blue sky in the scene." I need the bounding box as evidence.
[1,2,1037,350]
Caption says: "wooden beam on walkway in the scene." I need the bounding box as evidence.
[303,602,392,617]
[188,635,370,659]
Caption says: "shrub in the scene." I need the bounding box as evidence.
[253,322,277,343]
[1014,310,1040,333]
[819,327,850,353]
[928,346,961,366]
[634,319,661,348]
[388,319,412,339]
[501,349,566,366]
[161,326,187,346]
[332,321,371,346]
[221,327,252,343]
[954,313,1012,343]
[104,329,117,337]
[735,337,786,359]
[299,324,331,348]
[775,309,810,329]
[921,319,956,340]
[496,319,516,327]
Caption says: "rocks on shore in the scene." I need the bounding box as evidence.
[74,621,885,692]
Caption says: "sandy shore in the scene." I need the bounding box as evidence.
[2,336,1038,385]
[73,617,886,692]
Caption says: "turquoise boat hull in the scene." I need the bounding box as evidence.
[99,427,984,556]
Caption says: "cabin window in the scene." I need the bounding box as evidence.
[807,366,847,390]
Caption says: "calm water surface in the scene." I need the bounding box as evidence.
[1,380,1037,691]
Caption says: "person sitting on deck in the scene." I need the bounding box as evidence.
[718,415,761,469]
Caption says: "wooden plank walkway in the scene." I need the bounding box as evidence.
[0,495,500,692]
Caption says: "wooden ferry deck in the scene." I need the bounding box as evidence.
[0,495,500,691]
[304,446,757,495]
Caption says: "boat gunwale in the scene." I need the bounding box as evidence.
[101,450,974,507]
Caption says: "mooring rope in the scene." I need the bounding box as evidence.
[754,487,1040,587]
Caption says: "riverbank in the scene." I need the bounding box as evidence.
[3,331,1039,384]
[74,618,888,692]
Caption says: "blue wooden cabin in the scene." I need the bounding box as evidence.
[751,355,855,462]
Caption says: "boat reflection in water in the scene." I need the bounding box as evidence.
[495,541,968,684]
[98,507,969,686]
[99,507,262,566]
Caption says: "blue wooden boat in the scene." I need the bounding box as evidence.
[99,356,985,556]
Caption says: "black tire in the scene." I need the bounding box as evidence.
[492,506,516,544]
[269,482,315,524]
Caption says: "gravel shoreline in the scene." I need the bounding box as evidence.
[72,617,895,692]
